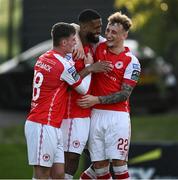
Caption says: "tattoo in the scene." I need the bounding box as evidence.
[98,83,134,104]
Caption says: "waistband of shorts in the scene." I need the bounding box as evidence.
[92,108,129,115]
[27,119,61,128]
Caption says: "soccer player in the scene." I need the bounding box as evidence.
[78,12,141,179]
[60,9,109,179]
[24,22,96,179]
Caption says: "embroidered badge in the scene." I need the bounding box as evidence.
[73,140,80,148]
[131,70,140,81]
[115,61,123,69]
[42,154,50,162]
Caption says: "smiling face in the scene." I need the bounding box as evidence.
[105,22,128,49]
[84,18,102,43]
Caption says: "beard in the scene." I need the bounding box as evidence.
[86,32,100,44]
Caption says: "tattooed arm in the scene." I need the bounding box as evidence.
[77,83,134,108]
[98,83,134,104]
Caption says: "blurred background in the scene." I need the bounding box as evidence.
[0,0,178,179]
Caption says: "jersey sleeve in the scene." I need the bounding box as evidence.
[123,55,141,87]
[55,54,91,95]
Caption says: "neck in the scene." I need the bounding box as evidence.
[53,46,66,57]
[108,42,125,55]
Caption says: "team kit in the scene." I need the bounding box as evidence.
[24,9,141,179]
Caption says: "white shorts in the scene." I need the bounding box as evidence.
[24,120,64,167]
[88,109,131,162]
[61,117,90,154]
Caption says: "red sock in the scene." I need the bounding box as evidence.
[80,172,93,179]
[97,172,112,179]
[80,166,97,179]
[114,171,129,179]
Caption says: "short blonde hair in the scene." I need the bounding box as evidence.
[108,12,132,31]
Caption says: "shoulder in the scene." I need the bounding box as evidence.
[125,47,140,65]
[121,47,141,72]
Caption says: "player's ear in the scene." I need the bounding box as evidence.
[62,39,67,46]
[81,23,87,32]
[122,31,128,40]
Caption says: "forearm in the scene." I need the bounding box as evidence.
[79,65,92,78]
[98,91,128,104]
[98,83,134,104]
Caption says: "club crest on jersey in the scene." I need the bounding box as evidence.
[115,61,123,69]
[42,154,50,162]
[73,140,80,148]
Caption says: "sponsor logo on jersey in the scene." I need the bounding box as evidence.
[71,71,80,81]
[42,154,50,162]
[131,70,140,81]
[133,63,141,70]
[67,66,76,73]
[115,61,123,69]
[73,140,80,148]
[104,72,116,81]
[65,54,72,60]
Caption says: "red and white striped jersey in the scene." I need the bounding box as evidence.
[27,50,86,128]
[92,42,141,112]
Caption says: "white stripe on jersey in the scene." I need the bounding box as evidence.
[53,53,79,85]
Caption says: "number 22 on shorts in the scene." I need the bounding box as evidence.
[117,138,128,151]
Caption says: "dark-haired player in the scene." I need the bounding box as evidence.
[61,9,108,179]
[25,22,94,179]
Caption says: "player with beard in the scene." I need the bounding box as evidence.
[60,9,111,179]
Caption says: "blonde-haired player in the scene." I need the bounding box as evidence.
[78,11,140,179]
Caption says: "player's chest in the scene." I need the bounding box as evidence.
[104,56,128,78]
